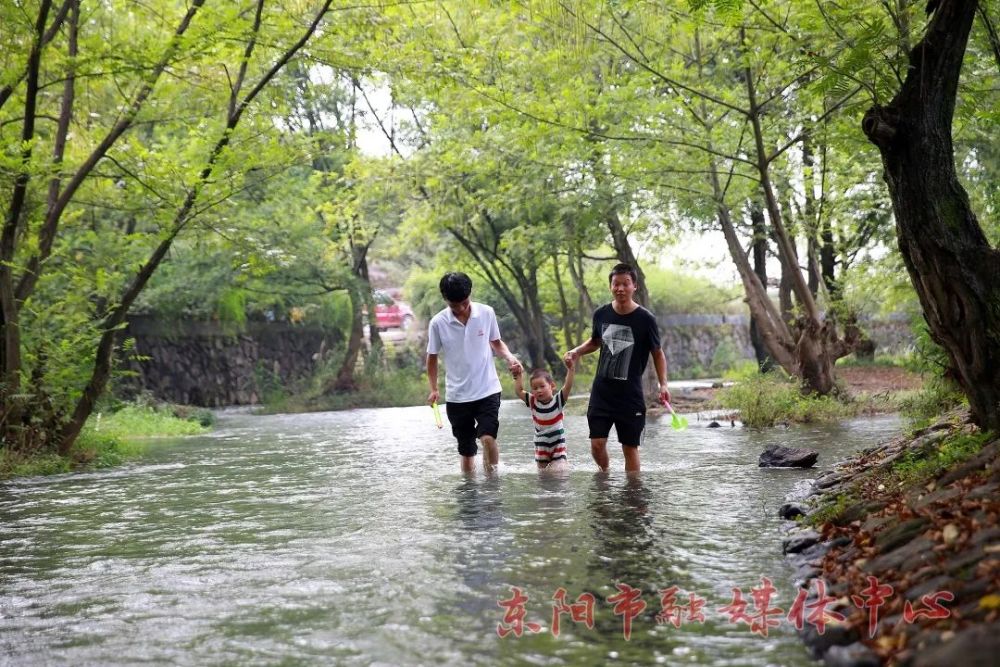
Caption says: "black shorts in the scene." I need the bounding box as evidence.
[587,410,646,447]
[446,393,501,457]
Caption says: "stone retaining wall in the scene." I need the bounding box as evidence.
[658,314,913,378]
[122,316,340,407]
[122,314,913,406]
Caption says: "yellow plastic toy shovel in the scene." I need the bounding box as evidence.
[431,402,444,429]
[662,400,688,430]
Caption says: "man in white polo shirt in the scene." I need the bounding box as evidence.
[427,272,522,473]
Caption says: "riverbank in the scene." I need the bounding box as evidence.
[657,364,924,416]
[0,404,210,480]
[783,410,999,666]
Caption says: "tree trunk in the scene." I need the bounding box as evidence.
[1,0,52,432]
[742,30,853,394]
[863,0,1000,430]
[748,204,775,371]
[56,0,331,452]
[331,284,365,392]
[566,242,594,343]
[552,255,572,355]
[710,170,798,375]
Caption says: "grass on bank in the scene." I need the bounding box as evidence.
[0,404,210,480]
[803,428,992,528]
[715,355,955,429]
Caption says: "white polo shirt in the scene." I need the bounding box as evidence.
[427,302,503,403]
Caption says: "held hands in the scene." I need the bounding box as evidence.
[562,349,577,367]
[508,358,523,378]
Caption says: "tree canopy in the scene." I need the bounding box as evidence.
[2,0,998,452]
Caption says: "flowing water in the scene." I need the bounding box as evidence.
[0,402,905,666]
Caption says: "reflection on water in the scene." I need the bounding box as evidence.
[0,403,905,666]
[587,473,658,591]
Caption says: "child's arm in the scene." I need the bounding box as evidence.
[561,358,576,399]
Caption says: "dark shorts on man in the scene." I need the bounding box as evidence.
[446,392,501,456]
[587,410,646,447]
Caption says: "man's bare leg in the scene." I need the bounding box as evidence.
[590,437,610,472]
[480,435,499,471]
[460,455,476,474]
[622,444,641,473]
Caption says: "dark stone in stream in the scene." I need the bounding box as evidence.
[760,445,819,468]
[801,620,859,659]
[783,530,821,554]
[822,642,881,667]
[779,502,807,519]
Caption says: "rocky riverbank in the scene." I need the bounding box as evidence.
[781,410,999,666]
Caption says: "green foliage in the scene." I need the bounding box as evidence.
[898,377,967,430]
[805,492,859,528]
[892,432,991,486]
[717,370,851,428]
[644,266,744,315]
[86,405,207,440]
[0,401,208,479]
[0,450,72,479]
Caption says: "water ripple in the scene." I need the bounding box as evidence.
[0,406,905,666]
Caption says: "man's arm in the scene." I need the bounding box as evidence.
[652,348,671,404]
[564,338,601,365]
[426,353,440,405]
[490,338,523,376]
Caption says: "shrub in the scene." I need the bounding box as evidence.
[717,370,851,428]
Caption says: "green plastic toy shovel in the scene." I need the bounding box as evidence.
[431,402,444,429]
[662,400,688,430]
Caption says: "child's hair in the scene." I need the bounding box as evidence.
[529,368,555,385]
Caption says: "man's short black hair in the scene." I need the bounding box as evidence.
[608,263,638,285]
[439,272,473,302]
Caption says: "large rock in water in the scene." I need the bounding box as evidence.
[759,445,818,468]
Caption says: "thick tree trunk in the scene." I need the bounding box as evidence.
[742,33,853,394]
[710,171,798,375]
[863,0,1000,431]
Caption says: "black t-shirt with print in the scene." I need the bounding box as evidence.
[587,304,661,415]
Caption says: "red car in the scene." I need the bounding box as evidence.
[373,290,415,330]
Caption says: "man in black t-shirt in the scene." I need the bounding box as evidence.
[564,263,670,472]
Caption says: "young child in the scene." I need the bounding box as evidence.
[513,359,575,469]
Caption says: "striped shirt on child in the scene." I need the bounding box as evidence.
[524,390,567,464]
